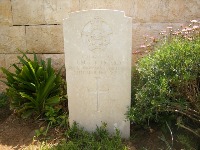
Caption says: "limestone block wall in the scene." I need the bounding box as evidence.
[0,0,200,92]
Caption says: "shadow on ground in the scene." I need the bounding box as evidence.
[0,107,39,150]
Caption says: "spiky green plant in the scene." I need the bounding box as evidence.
[1,52,65,119]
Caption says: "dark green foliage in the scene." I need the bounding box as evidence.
[127,36,200,137]
[0,92,8,108]
[177,134,199,150]
[44,105,68,127]
[0,52,66,119]
[131,67,140,107]
[51,122,127,150]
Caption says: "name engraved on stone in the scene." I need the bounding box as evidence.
[81,17,112,52]
[88,77,109,112]
[72,58,124,76]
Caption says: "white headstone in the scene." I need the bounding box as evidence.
[63,9,132,139]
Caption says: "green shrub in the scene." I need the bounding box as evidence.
[0,52,67,119]
[127,27,200,137]
[51,122,127,150]
[131,67,140,107]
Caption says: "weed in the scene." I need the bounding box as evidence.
[51,122,127,150]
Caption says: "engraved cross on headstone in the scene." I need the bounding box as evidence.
[88,77,109,112]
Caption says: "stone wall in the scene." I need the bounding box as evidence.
[0,0,200,92]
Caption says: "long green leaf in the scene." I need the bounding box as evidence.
[20,65,32,81]
[17,56,29,66]
[34,52,38,62]
[36,67,43,79]
[47,58,52,75]
[19,50,30,62]
[37,74,56,104]
[14,75,35,89]
[0,79,8,85]
[1,67,16,83]
[19,57,40,86]
[28,61,39,85]
[12,64,21,74]
[17,56,37,82]
[17,57,36,78]
[20,92,34,101]
[46,95,60,105]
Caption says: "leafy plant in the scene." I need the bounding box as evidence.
[127,21,200,138]
[51,122,127,150]
[0,52,66,119]
[44,106,68,127]
[35,126,49,138]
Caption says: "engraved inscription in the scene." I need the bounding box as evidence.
[68,54,127,77]
[82,17,112,52]
[88,77,109,112]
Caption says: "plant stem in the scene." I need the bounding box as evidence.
[178,123,200,138]
[166,121,174,150]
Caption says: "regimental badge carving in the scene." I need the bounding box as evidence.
[82,17,113,52]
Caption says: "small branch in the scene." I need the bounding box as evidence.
[163,106,200,122]
[188,108,200,115]
[160,107,200,123]
[178,123,200,138]
[166,121,174,150]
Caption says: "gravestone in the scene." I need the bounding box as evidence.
[63,9,132,138]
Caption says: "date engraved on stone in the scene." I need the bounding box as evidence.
[82,17,112,52]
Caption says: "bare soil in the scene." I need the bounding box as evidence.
[0,106,39,150]
[0,106,66,150]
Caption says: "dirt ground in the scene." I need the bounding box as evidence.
[0,106,156,150]
[0,106,39,150]
[0,106,66,150]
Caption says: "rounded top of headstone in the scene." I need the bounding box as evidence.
[63,9,130,21]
